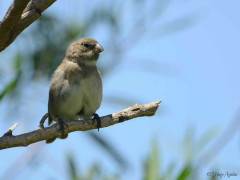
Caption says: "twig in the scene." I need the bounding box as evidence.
[2,123,19,137]
[0,0,56,52]
[0,101,161,150]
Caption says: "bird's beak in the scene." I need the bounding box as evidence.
[95,43,104,53]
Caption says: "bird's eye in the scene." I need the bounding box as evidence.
[83,43,90,48]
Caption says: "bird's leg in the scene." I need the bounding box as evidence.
[92,113,101,131]
[38,113,49,129]
[58,118,68,139]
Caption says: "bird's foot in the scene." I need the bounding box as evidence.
[58,118,68,139]
[92,113,101,131]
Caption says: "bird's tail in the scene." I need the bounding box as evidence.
[48,113,53,125]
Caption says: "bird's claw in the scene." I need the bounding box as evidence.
[92,113,101,131]
[58,118,68,139]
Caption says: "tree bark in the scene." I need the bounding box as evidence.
[0,0,56,52]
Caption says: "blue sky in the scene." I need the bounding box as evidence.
[1,0,240,179]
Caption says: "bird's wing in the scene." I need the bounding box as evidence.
[48,60,82,124]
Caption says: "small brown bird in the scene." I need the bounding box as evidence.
[46,38,104,143]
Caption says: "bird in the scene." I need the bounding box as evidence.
[45,37,104,143]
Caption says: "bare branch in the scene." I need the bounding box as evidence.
[2,123,19,137]
[0,0,31,31]
[0,101,161,150]
[0,0,56,52]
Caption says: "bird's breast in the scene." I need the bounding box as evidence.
[58,72,102,119]
[80,73,102,118]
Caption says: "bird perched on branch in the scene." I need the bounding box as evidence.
[45,38,104,143]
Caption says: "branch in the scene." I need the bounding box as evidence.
[0,101,161,150]
[0,0,56,52]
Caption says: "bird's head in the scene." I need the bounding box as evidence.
[66,38,104,66]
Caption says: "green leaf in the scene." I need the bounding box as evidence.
[0,77,19,100]
[176,164,192,180]
[144,141,159,180]
[66,152,79,180]
[0,53,23,100]
[84,163,100,180]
